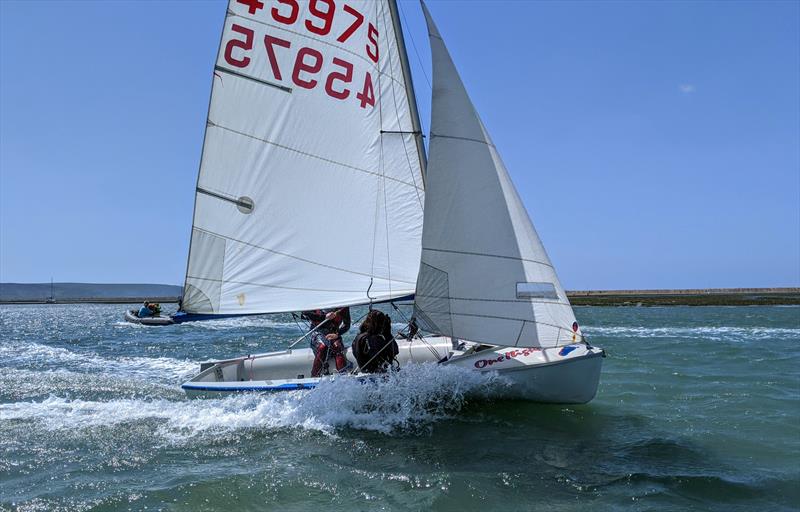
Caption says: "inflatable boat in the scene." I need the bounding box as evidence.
[123,310,175,326]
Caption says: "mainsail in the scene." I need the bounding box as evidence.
[413,2,582,348]
[182,0,425,315]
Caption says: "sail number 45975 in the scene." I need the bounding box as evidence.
[224,24,375,109]
[235,0,379,64]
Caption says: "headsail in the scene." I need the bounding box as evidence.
[182,0,425,315]
[413,2,582,348]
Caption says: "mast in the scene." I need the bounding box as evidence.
[387,0,427,185]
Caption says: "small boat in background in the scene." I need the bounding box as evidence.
[45,278,56,304]
[123,309,174,326]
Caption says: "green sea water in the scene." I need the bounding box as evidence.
[0,304,798,511]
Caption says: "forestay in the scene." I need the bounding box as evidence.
[413,2,582,348]
[182,0,425,315]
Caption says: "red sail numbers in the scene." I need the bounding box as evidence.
[227,0,377,109]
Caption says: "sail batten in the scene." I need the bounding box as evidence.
[414,2,581,348]
[182,0,425,315]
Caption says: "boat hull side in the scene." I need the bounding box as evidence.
[446,345,604,404]
[493,351,602,403]
[181,340,604,404]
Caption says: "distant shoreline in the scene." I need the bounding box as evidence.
[0,297,181,305]
[567,288,800,306]
[1,287,798,307]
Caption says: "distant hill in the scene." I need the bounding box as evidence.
[0,283,182,303]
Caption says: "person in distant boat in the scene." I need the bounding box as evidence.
[138,301,153,318]
[302,307,351,377]
[352,310,399,374]
[148,302,162,317]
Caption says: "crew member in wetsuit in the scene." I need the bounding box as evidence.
[352,310,399,373]
[301,307,351,377]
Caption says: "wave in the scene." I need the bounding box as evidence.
[0,368,185,402]
[184,317,300,331]
[0,363,508,441]
[0,341,196,382]
[112,316,301,331]
[582,325,799,341]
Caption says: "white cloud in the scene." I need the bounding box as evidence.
[679,84,695,94]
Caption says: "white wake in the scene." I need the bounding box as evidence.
[0,363,509,441]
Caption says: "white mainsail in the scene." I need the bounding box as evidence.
[413,2,582,348]
[182,0,425,315]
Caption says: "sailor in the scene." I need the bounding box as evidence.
[149,302,162,317]
[138,301,153,318]
[352,310,399,373]
[301,307,351,377]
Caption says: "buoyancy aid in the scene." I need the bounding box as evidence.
[352,332,398,373]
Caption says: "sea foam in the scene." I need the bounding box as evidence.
[583,325,799,341]
[0,363,508,442]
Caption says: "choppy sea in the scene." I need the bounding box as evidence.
[0,304,798,511]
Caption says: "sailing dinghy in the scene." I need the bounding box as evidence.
[177,0,603,403]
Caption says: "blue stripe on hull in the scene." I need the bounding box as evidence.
[171,312,266,323]
[181,382,318,392]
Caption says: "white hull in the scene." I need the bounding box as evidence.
[443,343,604,403]
[182,337,603,403]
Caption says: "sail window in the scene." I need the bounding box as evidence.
[516,282,559,300]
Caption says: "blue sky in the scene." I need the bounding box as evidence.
[1,0,798,289]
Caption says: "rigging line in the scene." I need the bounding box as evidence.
[397,1,432,91]
[429,132,496,148]
[379,1,395,298]
[441,310,577,336]
[422,247,555,269]
[383,2,424,209]
[291,312,309,335]
[415,294,571,307]
[369,0,384,286]
[190,227,418,285]
[514,321,526,346]
[207,121,424,191]
[391,302,443,361]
